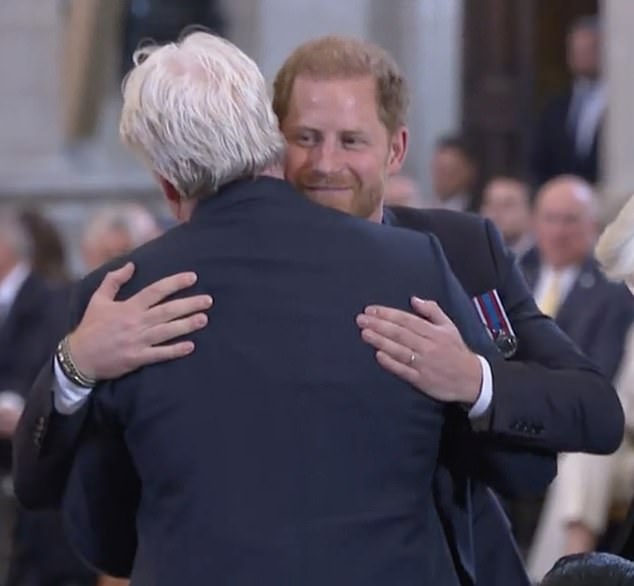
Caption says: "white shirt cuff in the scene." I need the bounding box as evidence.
[468,355,493,419]
[53,357,94,415]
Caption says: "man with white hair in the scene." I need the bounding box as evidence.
[19,32,509,585]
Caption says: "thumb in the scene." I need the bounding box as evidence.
[410,297,453,326]
[96,262,135,300]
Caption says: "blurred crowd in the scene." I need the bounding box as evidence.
[1,8,633,586]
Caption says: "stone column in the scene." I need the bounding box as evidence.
[395,0,464,197]
[601,0,634,218]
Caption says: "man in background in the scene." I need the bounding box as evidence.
[81,204,161,273]
[426,135,478,211]
[480,176,534,259]
[522,176,634,581]
[0,212,93,586]
[532,16,603,185]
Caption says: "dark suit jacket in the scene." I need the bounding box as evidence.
[521,249,634,382]
[0,272,66,471]
[60,177,517,585]
[14,205,618,585]
[0,274,94,586]
[390,209,623,453]
[532,90,601,186]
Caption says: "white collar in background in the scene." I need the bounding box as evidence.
[0,262,30,311]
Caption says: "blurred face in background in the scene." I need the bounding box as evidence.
[480,178,531,246]
[0,236,18,280]
[82,226,133,272]
[567,25,600,79]
[533,177,598,269]
[431,146,475,201]
[281,75,407,221]
[385,174,422,209]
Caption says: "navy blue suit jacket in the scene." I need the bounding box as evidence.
[62,177,507,585]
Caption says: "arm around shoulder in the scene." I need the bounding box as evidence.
[481,219,624,454]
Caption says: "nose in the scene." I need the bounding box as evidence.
[309,137,344,175]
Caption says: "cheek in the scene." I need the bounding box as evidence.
[283,147,309,178]
[354,152,389,183]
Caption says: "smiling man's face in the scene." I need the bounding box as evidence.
[281,75,406,222]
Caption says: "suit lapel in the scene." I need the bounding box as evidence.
[555,260,597,328]
[519,249,540,292]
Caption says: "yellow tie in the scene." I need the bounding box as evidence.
[539,273,562,317]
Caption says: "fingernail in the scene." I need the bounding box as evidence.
[188,273,198,285]
[356,315,369,327]
[412,296,425,304]
[205,296,213,306]
[197,315,208,326]
[184,342,195,353]
[365,306,378,316]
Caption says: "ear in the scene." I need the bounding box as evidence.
[157,175,186,220]
[387,125,409,175]
[157,176,181,205]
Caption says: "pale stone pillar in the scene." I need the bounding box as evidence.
[601,0,634,218]
[395,0,464,198]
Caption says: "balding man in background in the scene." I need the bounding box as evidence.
[521,175,633,381]
[480,177,534,259]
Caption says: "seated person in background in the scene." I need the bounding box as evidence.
[426,135,478,212]
[81,204,162,273]
[480,176,534,259]
[520,176,634,578]
[541,552,634,586]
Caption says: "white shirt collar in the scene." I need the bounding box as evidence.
[0,262,30,310]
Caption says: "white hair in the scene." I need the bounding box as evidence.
[120,32,286,200]
[596,194,634,283]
